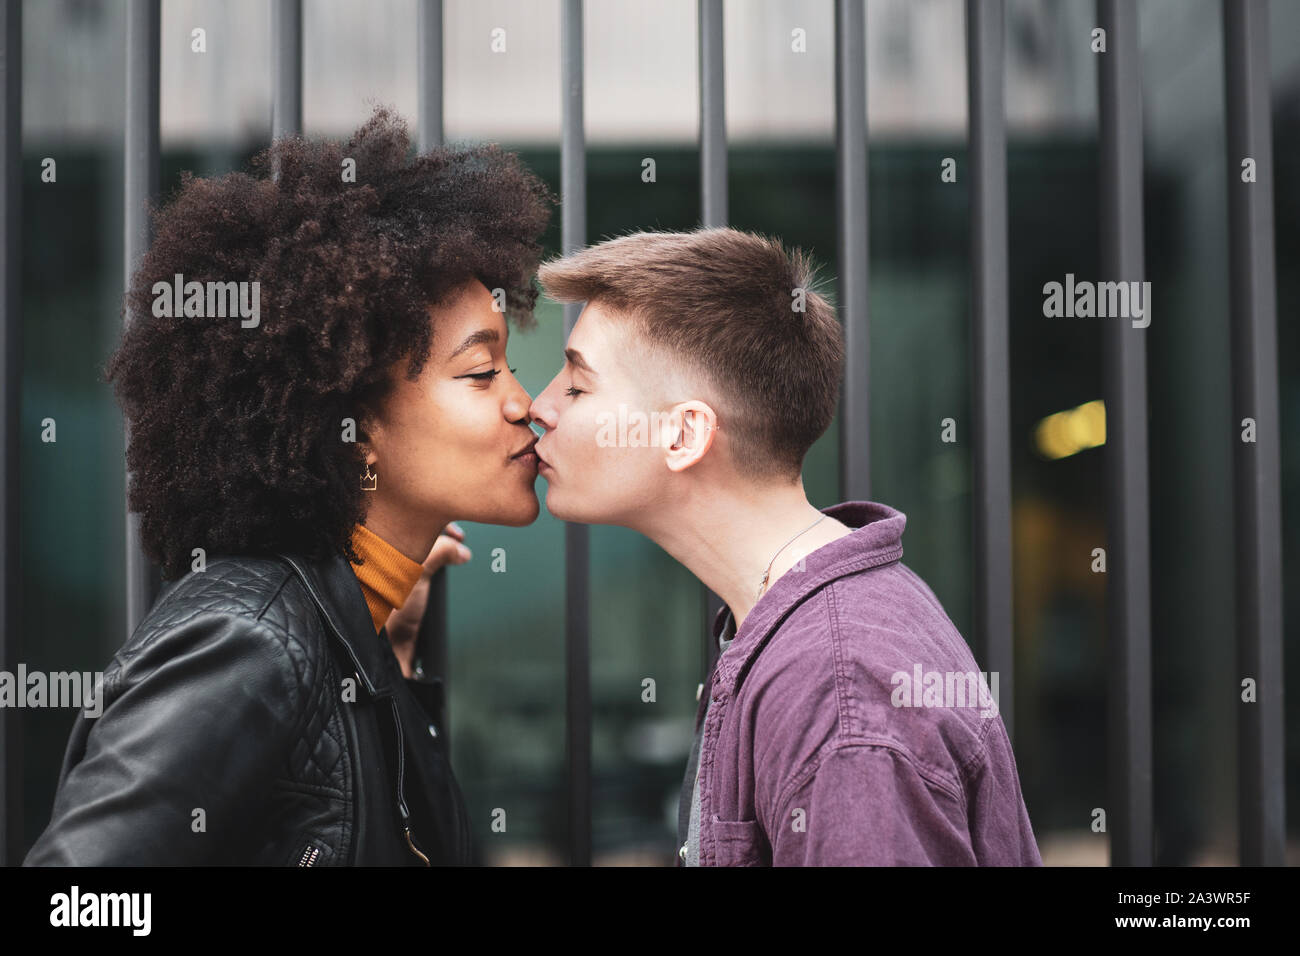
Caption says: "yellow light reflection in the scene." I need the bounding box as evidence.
[1034,400,1106,459]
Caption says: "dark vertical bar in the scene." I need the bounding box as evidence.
[124,0,160,637]
[271,0,302,144]
[560,0,591,868]
[698,0,726,664]
[699,0,726,227]
[0,0,20,867]
[417,0,444,151]
[835,0,870,505]
[966,0,1014,740]
[1223,0,1285,867]
[1096,0,1153,867]
[414,0,450,761]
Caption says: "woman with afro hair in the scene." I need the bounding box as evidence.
[23,106,553,866]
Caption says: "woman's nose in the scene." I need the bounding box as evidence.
[528,393,552,431]
[503,379,532,422]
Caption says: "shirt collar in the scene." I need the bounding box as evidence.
[710,500,906,693]
[348,523,426,633]
[277,547,400,698]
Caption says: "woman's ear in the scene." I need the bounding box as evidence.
[353,409,382,466]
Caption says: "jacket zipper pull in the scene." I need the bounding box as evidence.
[388,698,431,866]
[404,823,431,866]
[400,804,430,866]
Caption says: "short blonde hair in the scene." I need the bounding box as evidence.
[538,227,843,481]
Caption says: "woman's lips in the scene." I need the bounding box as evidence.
[510,436,539,470]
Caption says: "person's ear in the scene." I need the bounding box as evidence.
[355,413,382,467]
[662,401,718,473]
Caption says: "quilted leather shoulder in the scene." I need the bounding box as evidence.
[149,554,297,623]
[126,554,326,702]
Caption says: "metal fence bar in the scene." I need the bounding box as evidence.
[414,0,451,763]
[697,0,727,667]
[1096,0,1153,867]
[417,0,444,152]
[966,0,1015,741]
[560,0,591,868]
[271,0,302,142]
[1222,0,1286,867]
[699,0,727,228]
[0,0,19,867]
[124,0,160,639]
[835,0,870,506]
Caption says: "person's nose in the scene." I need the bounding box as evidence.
[503,375,533,426]
[528,378,558,432]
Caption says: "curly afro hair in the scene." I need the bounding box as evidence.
[105,105,555,580]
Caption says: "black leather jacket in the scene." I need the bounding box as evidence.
[23,548,472,866]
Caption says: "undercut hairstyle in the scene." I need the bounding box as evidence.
[105,105,554,579]
[537,227,843,482]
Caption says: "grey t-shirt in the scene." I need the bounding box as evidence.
[678,612,735,866]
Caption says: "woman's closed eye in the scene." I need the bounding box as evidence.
[564,384,584,397]
[459,367,517,384]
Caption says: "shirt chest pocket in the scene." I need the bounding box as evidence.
[708,817,768,866]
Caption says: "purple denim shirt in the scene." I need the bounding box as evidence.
[690,500,1043,866]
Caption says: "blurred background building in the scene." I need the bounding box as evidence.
[14,0,1300,864]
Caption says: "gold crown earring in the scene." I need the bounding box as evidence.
[361,463,377,491]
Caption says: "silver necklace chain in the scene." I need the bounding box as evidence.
[757,514,826,601]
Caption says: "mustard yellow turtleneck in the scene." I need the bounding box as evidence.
[348,523,425,634]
